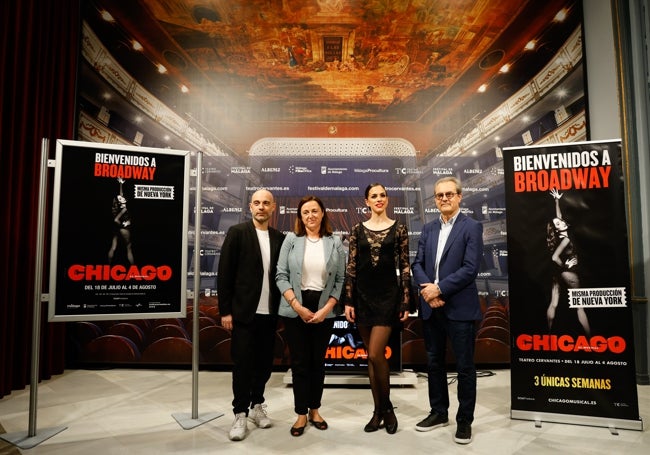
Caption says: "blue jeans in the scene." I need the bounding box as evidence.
[422,310,477,424]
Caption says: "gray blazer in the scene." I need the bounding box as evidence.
[275,232,346,318]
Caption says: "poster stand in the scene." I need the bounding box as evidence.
[0,139,67,449]
[172,151,223,429]
[511,409,642,432]
[1,146,222,449]
[503,139,643,432]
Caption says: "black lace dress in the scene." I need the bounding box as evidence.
[344,221,411,327]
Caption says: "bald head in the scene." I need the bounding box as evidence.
[251,189,274,203]
[249,189,276,229]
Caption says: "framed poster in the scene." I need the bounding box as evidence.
[48,140,190,321]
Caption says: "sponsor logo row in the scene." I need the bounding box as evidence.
[221,166,490,175]
[199,206,423,215]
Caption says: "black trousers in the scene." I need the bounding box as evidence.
[282,290,335,415]
[230,313,278,415]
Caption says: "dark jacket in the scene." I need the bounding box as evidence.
[412,213,483,321]
[217,220,285,323]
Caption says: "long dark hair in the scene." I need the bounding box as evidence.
[546,217,569,252]
[294,195,333,237]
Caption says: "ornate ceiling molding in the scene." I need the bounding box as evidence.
[249,137,416,157]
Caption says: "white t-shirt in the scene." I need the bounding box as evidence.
[301,238,326,291]
[256,228,271,314]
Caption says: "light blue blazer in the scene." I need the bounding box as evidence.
[275,232,346,318]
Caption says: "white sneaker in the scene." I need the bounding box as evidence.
[249,403,272,428]
[228,412,248,441]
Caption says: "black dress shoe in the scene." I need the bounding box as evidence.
[364,412,384,432]
[290,425,306,437]
[383,408,398,434]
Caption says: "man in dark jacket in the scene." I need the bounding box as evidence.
[217,189,285,441]
[412,177,484,445]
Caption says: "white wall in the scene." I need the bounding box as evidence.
[583,0,650,383]
[583,0,621,140]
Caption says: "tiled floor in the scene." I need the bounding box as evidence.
[0,368,648,454]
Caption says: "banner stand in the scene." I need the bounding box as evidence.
[0,139,67,449]
[172,151,224,429]
[511,410,643,432]
[503,140,643,433]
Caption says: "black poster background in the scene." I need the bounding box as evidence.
[503,140,641,426]
[324,316,401,373]
[49,140,189,321]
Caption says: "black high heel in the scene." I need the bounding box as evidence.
[364,411,384,432]
[383,407,398,434]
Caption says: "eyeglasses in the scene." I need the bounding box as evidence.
[435,191,458,200]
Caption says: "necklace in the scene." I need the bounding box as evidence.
[306,236,321,243]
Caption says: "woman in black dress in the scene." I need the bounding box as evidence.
[108,177,134,265]
[546,188,590,335]
[344,183,411,434]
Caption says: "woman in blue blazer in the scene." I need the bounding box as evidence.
[276,195,346,437]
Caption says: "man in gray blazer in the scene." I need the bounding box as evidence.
[217,189,285,441]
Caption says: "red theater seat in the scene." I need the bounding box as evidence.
[479,295,488,314]
[197,325,231,353]
[200,304,220,320]
[406,317,423,337]
[479,315,510,330]
[402,327,420,342]
[401,338,428,366]
[108,322,147,351]
[151,317,184,329]
[141,337,194,364]
[483,306,509,319]
[150,323,189,342]
[82,335,141,363]
[476,325,510,345]
[126,319,153,339]
[205,338,232,365]
[185,316,217,335]
[474,338,510,364]
[70,321,103,347]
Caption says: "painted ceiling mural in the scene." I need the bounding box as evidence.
[83,0,582,156]
[73,0,585,367]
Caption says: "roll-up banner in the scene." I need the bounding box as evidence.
[48,140,190,321]
[503,139,642,430]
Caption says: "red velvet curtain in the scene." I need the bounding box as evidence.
[0,0,79,398]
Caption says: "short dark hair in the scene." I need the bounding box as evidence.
[294,195,333,237]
